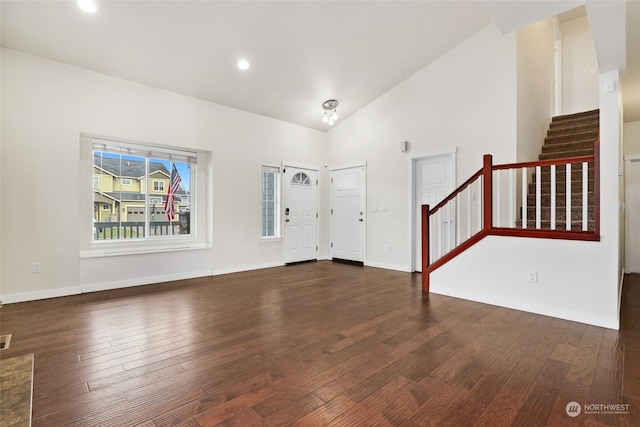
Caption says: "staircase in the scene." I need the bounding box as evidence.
[422,109,600,292]
[521,109,599,230]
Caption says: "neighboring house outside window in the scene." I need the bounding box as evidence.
[92,138,196,241]
[262,165,280,238]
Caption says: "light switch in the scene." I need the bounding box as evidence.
[604,80,616,93]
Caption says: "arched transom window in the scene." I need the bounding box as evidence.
[291,172,311,186]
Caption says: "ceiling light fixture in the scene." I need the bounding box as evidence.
[77,0,97,13]
[237,59,250,70]
[322,99,339,126]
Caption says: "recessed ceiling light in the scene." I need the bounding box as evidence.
[237,59,250,70]
[77,0,97,13]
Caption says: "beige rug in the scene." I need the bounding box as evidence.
[0,353,34,427]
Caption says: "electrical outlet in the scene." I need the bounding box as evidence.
[527,271,537,282]
[32,262,41,273]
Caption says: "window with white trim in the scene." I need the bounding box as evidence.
[262,165,280,238]
[92,138,196,241]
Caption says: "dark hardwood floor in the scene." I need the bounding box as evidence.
[1,261,638,426]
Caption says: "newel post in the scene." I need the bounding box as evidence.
[483,155,493,231]
[421,204,430,292]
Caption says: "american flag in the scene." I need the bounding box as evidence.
[165,164,182,221]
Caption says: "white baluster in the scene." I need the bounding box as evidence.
[509,168,515,227]
[522,167,527,228]
[566,163,572,230]
[467,186,472,240]
[582,161,588,231]
[536,166,541,229]
[551,165,556,230]
[496,170,501,227]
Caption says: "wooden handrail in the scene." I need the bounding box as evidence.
[493,155,594,171]
[429,168,482,216]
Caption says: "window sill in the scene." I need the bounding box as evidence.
[80,242,211,259]
[260,236,282,242]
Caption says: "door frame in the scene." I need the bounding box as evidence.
[408,147,457,272]
[330,161,367,263]
[281,162,320,264]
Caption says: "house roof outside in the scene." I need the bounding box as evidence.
[94,155,169,179]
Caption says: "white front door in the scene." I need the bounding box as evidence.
[331,165,366,262]
[414,154,455,271]
[284,166,318,263]
[626,159,640,273]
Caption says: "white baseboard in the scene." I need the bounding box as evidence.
[212,262,284,276]
[430,285,620,330]
[1,286,82,304]
[81,269,214,294]
[364,260,412,273]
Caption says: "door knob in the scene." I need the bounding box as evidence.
[285,219,290,222]
[359,218,363,222]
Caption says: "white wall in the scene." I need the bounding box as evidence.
[598,70,624,317]
[624,123,640,273]
[561,16,600,115]
[624,121,640,156]
[1,48,327,302]
[516,18,555,162]
[326,24,517,272]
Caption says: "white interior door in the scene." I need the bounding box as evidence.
[284,166,318,263]
[414,154,455,271]
[626,159,640,273]
[331,165,366,262]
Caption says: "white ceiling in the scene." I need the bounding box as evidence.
[1,1,638,130]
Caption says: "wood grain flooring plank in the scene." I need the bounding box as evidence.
[327,376,413,426]
[193,385,277,426]
[261,392,326,425]
[343,352,422,403]
[210,408,264,427]
[598,329,623,372]
[472,371,536,427]
[547,379,591,426]
[510,358,570,427]
[378,376,434,425]
[398,377,467,427]
[289,394,357,426]
[567,326,604,386]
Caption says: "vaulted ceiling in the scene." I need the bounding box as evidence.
[1,1,637,131]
